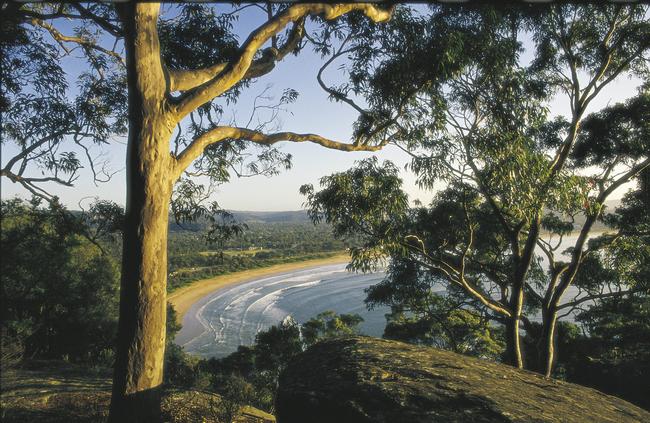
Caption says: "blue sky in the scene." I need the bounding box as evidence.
[1,4,642,211]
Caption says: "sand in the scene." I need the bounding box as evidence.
[167,253,350,324]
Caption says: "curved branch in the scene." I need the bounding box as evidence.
[171,3,393,119]
[168,17,305,92]
[69,3,123,37]
[174,125,392,179]
[29,17,124,65]
[1,168,74,202]
[404,238,512,318]
[557,290,631,311]
[550,157,650,308]
[167,62,228,93]
[316,42,368,115]
[2,130,68,173]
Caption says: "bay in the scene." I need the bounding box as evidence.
[177,233,589,358]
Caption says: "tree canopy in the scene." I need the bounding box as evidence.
[303,3,649,376]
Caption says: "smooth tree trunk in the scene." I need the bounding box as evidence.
[505,291,524,369]
[539,306,559,377]
[517,216,543,369]
[537,213,598,378]
[104,3,395,420]
[109,3,175,421]
[504,217,541,369]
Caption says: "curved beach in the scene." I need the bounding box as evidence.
[168,255,394,358]
[167,254,350,338]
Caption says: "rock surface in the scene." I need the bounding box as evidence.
[275,336,649,423]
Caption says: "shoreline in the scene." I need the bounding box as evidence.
[168,253,350,325]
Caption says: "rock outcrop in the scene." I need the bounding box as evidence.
[275,336,649,423]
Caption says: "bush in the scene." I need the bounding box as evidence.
[1,198,120,363]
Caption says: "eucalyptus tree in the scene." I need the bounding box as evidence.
[2,2,404,420]
[304,3,545,369]
[303,3,649,375]
[1,3,127,199]
[544,173,650,407]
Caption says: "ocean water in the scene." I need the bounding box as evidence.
[176,234,587,359]
[176,263,392,358]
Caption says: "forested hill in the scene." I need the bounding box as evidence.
[169,210,310,232]
[229,210,310,224]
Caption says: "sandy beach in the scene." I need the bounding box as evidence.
[168,253,350,324]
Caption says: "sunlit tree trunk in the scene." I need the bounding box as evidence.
[505,292,524,369]
[538,213,598,378]
[106,3,394,420]
[109,3,175,421]
[540,307,558,377]
[505,216,540,369]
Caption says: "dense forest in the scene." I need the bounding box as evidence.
[1,2,649,422]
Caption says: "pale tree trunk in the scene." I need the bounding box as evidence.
[109,3,175,421]
[505,290,524,369]
[540,306,559,377]
[105,3,395,420]
[538,214,598,378]
[505,216,541,369]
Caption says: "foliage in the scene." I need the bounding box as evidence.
[211,375,258,423]
[164,304,204,389]
[252,317,303,378]
[300,157,409,273]
[302,310,365,347]
[303,3,649,376]
[376,276,505,359]
[564,294,650,410]
[555,184,650,409]
[0,198,120,362]
[1,3,127,200]
[164,311,364,414]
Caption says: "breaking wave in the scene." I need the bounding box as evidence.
[177,263,389,358]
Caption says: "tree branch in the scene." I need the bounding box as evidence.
[2,131,68,173]
[174,126,392,179]
[557,290,630,311]
[167,18,306,94]
[171,3,392,118]
[29,17,124,65]
[69,3,123,37]
[1,169,74,201]
[550,157,649,308]
[316,40,368,115]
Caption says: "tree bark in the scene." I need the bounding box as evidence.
[506,215,541,369]
[109,3,174,421]
[540,306,558,377]
[504,306,523,369]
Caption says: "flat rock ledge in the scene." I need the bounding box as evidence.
[275,336,649,423]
